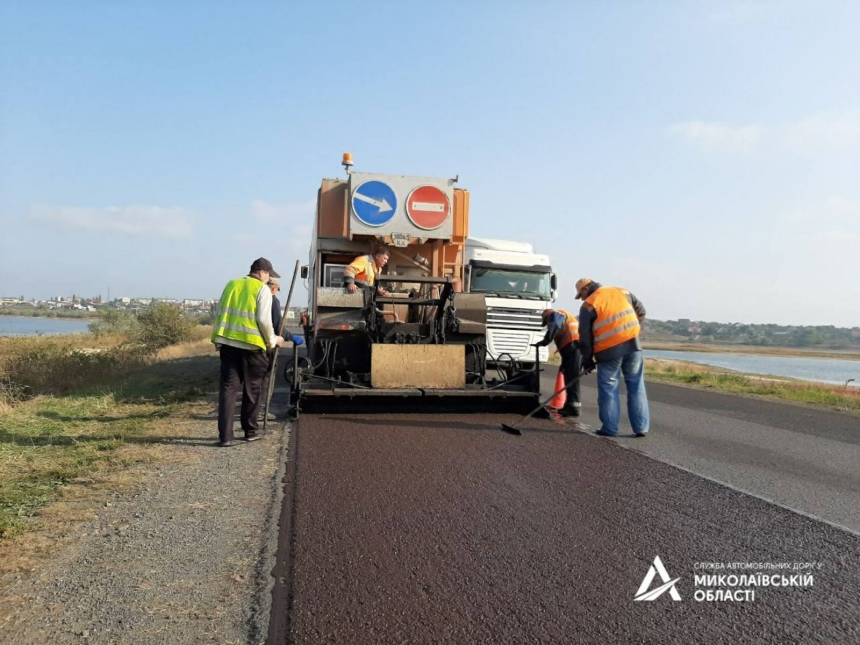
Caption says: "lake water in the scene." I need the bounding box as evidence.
[646,349,860,388]
[0,315,92,337]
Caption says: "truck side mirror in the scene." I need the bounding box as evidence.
[300,265,309,279]
[464,265,471,292]
[550,273,557,291]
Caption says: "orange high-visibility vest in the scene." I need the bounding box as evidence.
[554,309,580,350]
[584,287,640,354]
[344,254,377,285]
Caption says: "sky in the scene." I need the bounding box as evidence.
[1,0,858,327]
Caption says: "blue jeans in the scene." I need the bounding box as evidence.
[596,351,649,436]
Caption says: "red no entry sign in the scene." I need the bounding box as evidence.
[406,185,450,230]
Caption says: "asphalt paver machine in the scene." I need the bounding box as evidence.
[288,155,542,416]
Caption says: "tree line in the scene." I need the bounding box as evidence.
[642,319,860,349]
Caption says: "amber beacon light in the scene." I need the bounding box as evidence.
[342,152,354,174]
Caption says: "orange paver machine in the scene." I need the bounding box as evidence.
[288,154,541,414]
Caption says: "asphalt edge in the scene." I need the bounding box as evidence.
[244,418,292,645]
[265,416,300,645]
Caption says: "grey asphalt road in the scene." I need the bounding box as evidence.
[273,348,860,644]
[554,371,860,534]
[284,411,860,645]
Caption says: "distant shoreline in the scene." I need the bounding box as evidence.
[0,310,97,321]
[643,341,860,362]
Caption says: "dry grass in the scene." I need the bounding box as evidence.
[154,330,212,361]
[644,341,860,361]
[0,332,219,541]
[646,358,860,413]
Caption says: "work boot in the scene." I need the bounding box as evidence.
[559,407,581,418]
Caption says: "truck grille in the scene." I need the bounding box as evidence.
[488,330,532,359]
[485,307,544,330]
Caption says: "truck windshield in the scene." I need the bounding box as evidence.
[470,268,552,299]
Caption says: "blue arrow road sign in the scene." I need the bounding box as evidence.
[352,180,398,227]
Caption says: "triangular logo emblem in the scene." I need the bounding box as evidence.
[634,556,682,601]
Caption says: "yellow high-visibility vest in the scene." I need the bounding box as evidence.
[211,277,267,350]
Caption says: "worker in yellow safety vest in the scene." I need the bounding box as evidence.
[344,247,390,296]
[535,308,582,417]
[576,277,649,438]
[211,258,303,447]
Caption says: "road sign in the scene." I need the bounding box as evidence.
[406,185,450,230]
[352,180,398,227]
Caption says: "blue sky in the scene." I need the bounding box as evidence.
[1,1,858,326]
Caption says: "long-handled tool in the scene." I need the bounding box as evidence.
[263,259,300,431]
[500,370,588,435]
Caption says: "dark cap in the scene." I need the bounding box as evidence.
[250,257,280,278]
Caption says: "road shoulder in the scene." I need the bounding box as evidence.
[0,409,288,644]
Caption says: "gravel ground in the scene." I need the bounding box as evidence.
[0,394,290,645]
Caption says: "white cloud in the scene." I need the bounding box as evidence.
[780,112,860,153]
[706,1,775,24]
[782,196,860,254]
[30,204,194,239]
[785,195,860,224]
[667,121,762,154]
[670,113,860,156]
[823,230,860,243]
[234,199,316,263]
[250,198,316,224]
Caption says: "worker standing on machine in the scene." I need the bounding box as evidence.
[535,308,582,417]
[344,247,391,296]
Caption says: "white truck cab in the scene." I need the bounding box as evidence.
[464,238,556,366]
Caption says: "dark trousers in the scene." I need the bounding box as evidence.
[259,349,277,416]
[559,343,582,410]
[217,344,270,442]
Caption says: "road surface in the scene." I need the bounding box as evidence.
[270,372,860,644]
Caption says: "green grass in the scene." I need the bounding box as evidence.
[645,363,860,413]
[0,333,218,540]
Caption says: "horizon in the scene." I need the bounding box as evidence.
[1,2,858,328]
[1,296,858,332]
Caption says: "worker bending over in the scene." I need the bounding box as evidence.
[535,308,582,417]
[344,247,390,296]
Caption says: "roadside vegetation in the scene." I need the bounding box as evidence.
[643,341,860,361]
[646,359,860,413]
[642,319,860,351]
[0,303,215,540]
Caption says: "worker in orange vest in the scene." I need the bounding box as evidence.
[344,247,391,296]
[535,308,582,417]
[576,277,649,437]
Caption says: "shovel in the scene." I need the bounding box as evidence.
[500,370,588,435]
